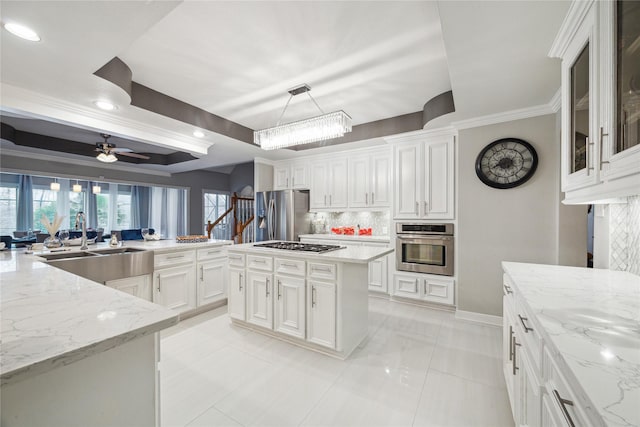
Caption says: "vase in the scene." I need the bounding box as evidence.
[43,236,62,249]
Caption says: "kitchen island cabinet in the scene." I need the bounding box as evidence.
[227,242,393,359]
[0,249,178,427]
[502,262,640,427]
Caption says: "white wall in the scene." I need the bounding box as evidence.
[457,114,586,316]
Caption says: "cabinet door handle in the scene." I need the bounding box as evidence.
[371,192,374,204]
[552,389,576,427]
[311,286,317,307]
[424,201,428,214]
[157,275,161,292]
[423,281,427,295]
[324,195,327,206]
[600,126,610,167]
[503,284,513,294]
[512,336,521,375]
[329,195,332,206]
[200,265,204,281]
[414,278,419,293]
[518,314,533,333]
[509,326,514,361]
[292,177,295,187]
[287,178,289,188]
[266,277,270,298]
[239,273,243,291]
[365,193,368,205]
[415,201,419,215]
[277,280,282,300]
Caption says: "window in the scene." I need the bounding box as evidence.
[116,192,132,229]
[68,190,85,229]
[33,188,58,232]
[0,185,18,236]
[202,192,230,239]
[96,193,109,229]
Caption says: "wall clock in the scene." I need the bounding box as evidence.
[475,138,538,189]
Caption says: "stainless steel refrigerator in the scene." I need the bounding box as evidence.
[255,190,312,242]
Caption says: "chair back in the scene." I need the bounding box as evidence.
[0,235,12,249]
[36,233,50,243]
[13,231,27,238]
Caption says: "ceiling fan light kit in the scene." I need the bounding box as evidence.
[96,152,118,163]
[254,84,352,150]
[95,133,150,163]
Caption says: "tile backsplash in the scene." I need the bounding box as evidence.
[609,195,640,276]
[311,211,390,235]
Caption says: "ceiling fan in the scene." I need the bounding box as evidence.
[95,134,151,163]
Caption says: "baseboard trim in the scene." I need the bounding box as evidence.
[455,310,502,327]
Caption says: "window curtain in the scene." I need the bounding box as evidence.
[108,183,118,233]
[87,181,98,229]
[149,187,187,239]
[177,189,187,236]
[16,175,33,231]
[130,185,141,229]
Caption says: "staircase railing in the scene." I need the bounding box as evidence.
[206,193,254,243]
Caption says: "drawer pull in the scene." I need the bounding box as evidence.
[252,259,267,264]
[503,284,513,294]
[512,336,521,376]
[281,262,298,268]
[553,389,576,427]
[312,266,332,273]
[166,254,184,260]
[518,314,534,333]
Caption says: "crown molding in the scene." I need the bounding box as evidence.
[383,126,458,144]
[0,83,213,155]
[548,0,594,58]
[452,103,555,130]
[549,87,562,113]
[0,148,172,177]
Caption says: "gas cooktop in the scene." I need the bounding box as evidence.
[254,242,345,253]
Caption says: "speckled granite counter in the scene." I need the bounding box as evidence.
[1,239,233,385]
[502,262,640,427]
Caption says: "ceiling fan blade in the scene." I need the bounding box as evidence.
[117,152,151,160]
[111,147,133,153]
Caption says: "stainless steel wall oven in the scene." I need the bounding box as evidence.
[396,223,454,276]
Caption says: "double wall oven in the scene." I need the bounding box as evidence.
[396,223,454,276]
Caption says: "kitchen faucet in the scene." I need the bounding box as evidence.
[75,211,88,250]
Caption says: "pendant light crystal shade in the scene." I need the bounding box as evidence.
[254,110,352,150]
[96,153,117,163]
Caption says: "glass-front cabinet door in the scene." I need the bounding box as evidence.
[571,44,590,174]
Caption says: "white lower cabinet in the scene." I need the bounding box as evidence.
[106,274,152,301]
[393,272,454,306]
[503,272,594,427]
[228,267,245,320]
[197,258,227,306]
[153,264,196,313]
[306,279,336,349]
[274,274,306,339]
[246,270,273,329]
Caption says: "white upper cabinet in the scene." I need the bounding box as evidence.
[347,149,391,209]
[390,130,455,220]
[310,158,347,210]
[550,0,640,203]
[274,160,309,190]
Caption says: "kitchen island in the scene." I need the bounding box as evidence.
[502,262,640,427]
[0,238,230,427]
[226,241,394,359]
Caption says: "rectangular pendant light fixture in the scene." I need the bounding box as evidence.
[92,185,101,194]
[72,181,82,193]
[50,178,60,192]
[254,84,352,150]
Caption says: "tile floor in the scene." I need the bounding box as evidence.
[160,297,514,427]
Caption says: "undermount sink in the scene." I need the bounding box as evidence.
[43,247,153,283]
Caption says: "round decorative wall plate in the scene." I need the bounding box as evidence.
[475,138,538,189]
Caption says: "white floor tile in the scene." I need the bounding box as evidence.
[160,298,512,427]
[413,370,514,427]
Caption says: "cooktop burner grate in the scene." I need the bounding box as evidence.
[253,242,345,253]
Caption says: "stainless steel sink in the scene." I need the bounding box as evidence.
[39,251,101,261]
[44,248,153,283]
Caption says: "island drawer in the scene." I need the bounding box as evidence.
[275,258,305,276]
[247,255,273,271]
[227,252,245,267]
[197,247,225,261]
[155,250,196,268]
[308,262,337,281]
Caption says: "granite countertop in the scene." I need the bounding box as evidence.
[228,241,393,264]
[299,234,391,243]
[502,262,640,427]
[0,241,224,386]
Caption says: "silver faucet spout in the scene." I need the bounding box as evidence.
[75,211,88,250]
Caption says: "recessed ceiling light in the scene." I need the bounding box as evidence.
[193,130,205,138]
[3,22,41,42]
[94,100,116,111]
